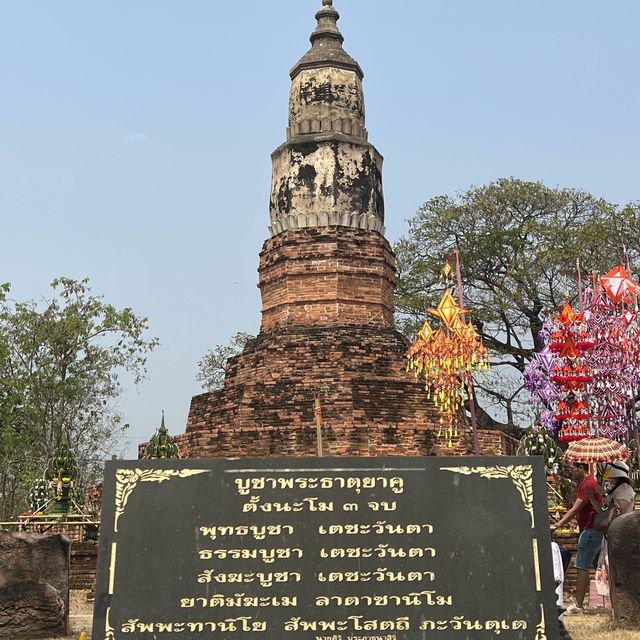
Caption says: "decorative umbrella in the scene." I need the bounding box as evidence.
[563,436,630,464]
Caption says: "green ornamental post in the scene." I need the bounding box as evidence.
[144,412,181,459]
[44,440,78,515]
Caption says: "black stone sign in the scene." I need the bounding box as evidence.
[93,457,558,640]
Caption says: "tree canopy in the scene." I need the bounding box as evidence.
[196,331,253,392]
[0,278,158,519]
[394,178,640,432]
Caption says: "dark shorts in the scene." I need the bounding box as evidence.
[575,528,603,570]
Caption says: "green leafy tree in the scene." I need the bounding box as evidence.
[196,331,254,392]
[395,178,640,432]
[0,278,158,519]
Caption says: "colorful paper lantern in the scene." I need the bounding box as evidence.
[408,266,489,447]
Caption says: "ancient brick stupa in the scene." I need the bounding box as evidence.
[174,0,515,459]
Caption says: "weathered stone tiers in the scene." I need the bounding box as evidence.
[269,140,385,236]
[287,118,368,140]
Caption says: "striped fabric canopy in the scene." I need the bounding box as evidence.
[563,437,630,464]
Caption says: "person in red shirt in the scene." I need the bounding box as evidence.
[551,462,603,613]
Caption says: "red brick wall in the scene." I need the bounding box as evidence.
[70,541,98,591]
[185,326,437,436]
[477,429,520,456]
[144,423,517,460]
[177,322,519,459]
[258,227,395,331]
[172,224,520,462]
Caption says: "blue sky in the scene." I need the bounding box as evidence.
[1,1,639,457]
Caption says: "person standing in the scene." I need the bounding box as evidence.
[599,461,635,516]
[587,461,636,600]
[551,462,603,613]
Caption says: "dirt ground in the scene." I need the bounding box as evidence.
[41,590,93,640]
[36,594,640,640]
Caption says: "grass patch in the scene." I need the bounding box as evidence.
[564,613,640,640]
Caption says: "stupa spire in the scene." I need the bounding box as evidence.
[310,0,343,46]
[269,0,383,236]
[290,0,363,80]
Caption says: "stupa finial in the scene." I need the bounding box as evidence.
[310,0,343,46]
[289,0,362,80]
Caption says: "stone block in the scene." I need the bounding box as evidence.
[269,139,384,235]
[608,511,640,629]
[0,531,70,638]
[0,581,65,639]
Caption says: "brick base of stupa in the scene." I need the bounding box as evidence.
[159,226,518,460]
[171,325,517,459]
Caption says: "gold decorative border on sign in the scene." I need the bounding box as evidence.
[104,606,115,640]
[108,542,117,594]
[536,604,547,640]
[440,465,535,528]
[532,538,541,592]
[114,468,209,532]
